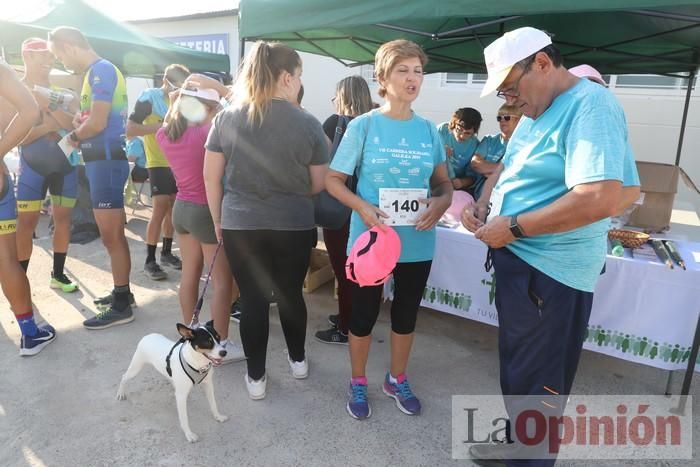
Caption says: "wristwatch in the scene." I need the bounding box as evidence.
[509,215,526,238]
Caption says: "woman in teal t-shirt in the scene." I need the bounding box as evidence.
[470,103,522,199]
[326,40,452,421]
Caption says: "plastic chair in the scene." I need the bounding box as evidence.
[125,163,151,214]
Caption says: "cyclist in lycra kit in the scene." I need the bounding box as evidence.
[10,38,79,293]
[126,64,189,280]
[48,26,134,330]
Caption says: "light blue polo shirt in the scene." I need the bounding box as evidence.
[494,78,626,292]
[331,109,446,263]
[437,122,479,180]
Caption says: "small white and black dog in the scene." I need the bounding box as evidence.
[116,321,229,442]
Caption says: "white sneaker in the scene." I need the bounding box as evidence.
[288,356,309,379]
[221,340,246,364]
[245,374,266,400]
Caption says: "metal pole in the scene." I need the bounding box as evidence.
[674,70,696,166]
[671,309,700,415]
[664,370,674,396]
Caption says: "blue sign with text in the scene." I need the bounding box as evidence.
[164,33,229,55]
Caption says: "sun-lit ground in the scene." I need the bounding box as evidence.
[0,201,699,466]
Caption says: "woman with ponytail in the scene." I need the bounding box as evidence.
[204,42,329,400]
[156,88,245,364]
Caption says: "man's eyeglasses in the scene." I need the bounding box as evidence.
[496,56,535,100]
[496,115,516,122]
[454,125,472,134]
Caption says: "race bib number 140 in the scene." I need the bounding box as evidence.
[379,188,428,226]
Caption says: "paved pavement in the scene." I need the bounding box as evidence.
[0,209,697,466]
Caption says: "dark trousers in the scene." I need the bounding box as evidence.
[349,261,432,337]
[222,229,314,380]
[322,222,351,334]
[493,248,593,467]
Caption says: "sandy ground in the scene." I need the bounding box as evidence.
[0,207,698,467]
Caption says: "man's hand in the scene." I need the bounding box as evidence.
[71,111,82,129]
[474,215,516,248]
[461,202,488,232]
[66,131,80,148]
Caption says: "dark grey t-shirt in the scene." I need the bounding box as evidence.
[206,99,329,230]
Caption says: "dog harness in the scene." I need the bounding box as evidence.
[165,338,212,385]
[178,345,211,385]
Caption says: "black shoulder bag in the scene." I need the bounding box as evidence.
[313,115,357,229]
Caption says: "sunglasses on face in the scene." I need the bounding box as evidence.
[454,125,472,134]
[496,115,516,122]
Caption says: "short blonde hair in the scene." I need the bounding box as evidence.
[374,40,428,98]
[498,103,523,118]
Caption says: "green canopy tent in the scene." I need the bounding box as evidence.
[0,0,230,76]
[239,0,700,410]
[239,0,699,164]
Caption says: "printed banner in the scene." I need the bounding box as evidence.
[385,227,700,371]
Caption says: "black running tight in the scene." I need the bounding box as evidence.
[222,229,315,380]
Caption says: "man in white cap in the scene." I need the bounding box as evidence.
[462,27,633,465]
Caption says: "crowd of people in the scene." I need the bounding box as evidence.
[0,23,642,465]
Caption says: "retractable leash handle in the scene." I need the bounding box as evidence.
[189,240,223,327]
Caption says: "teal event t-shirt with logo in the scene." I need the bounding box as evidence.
[331,110,446,263]
[437,122,479,180]
[472,133,508,198]
[493,79,626,292]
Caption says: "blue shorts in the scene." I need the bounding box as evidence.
[19,135,73,176]
[85,160,130,209]
[0,175,18,235]
[16,157,78,212]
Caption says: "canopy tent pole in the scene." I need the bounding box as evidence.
[675,70,696,166]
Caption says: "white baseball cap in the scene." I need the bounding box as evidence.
[179,87,220,104]
[480,27,552,98]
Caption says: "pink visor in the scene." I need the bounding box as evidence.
[569,64,606,86]
[22,39,50,53]
[346,225,401,287]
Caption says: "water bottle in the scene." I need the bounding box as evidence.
[610,239,624,257]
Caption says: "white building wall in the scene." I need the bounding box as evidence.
[131,14,700,206]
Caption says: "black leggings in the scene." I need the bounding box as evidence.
[222,229,315,380]
[350,261,432,337]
